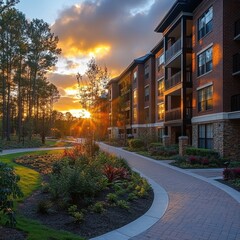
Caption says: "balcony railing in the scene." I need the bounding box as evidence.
[233,53,240,75]
[165,72,181,90]
[165,38,181,63]
[165,71,192,90]
[234,19,240,40]
[165,107,181,122]
[231,95,240,111]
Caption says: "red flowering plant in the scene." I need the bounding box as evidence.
[103,165,130,183]
[187,156,200,165]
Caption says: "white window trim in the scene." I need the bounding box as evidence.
[196,43,213,56]
[196,82,213,91]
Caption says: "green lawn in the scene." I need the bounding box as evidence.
[0,150,84,240]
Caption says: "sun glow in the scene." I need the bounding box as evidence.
[63,109,91,118]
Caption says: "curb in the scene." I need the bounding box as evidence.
[91,171,169,240]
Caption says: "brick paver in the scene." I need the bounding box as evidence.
[99,143,240,240]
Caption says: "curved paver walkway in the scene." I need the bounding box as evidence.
[99,143,240,240]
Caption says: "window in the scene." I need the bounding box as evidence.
[157,79,164,97]
[133,108,137,122]
[133,89,137,105]
[133,71,137,83]
[144,86,150,102]
[144,65,149,79]
[198,85,213,112]
[198,7,213,40]
[157,103,164,120]
[144,107,150,122]
[198,47,212,76]
[157,54,164,72]
[198,124,213,149]
[157,128,164,143]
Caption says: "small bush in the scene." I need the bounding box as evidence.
[0,162,23,227]
[37,200,52,214]
[116,200,129,209]
[91,202,105,213]
[223,168,240,180]
[127,192,138,201]
[103,165,129,183]
[186,147,219,158]
[128,139,144,149]
[106,193,118,203]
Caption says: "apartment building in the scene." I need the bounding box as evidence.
[108,53,156,140]
[108,0,240,158]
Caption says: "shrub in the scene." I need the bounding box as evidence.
[116,200,129,209]
[0,163,23,227]
[186,147,219,158]
[201,157,210,165]
[73,211,84,223]
[103,165,129,183]
[127,192,138,201]
[106,193,118,203]
[90,201,105,213]
[223,168,240,180]
[187,156,201,165]
[49,164,104,205]
[148,145,178,157]
[37,200,52,214]
[128,139,144,149]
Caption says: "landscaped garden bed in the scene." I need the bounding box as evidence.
[171,147,227,168]
[0,145,153,239]
[126,139,179,160]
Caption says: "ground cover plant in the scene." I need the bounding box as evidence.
[1,145,153,239]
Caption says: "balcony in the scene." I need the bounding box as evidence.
[165,38,181,63]
[165,107,181,122]
[231,95,240,111]
[233,53,240,75]
[234,19,240,40]
[165,72,181,90]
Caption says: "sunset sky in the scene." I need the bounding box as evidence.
[16,0,175,117]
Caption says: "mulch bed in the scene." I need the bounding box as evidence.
[1,153,154,239]
[18,189,153,239]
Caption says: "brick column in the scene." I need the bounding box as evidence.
[179,136,189,156]
[163,135,170,147]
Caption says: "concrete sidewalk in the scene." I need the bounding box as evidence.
[99,143,240,240]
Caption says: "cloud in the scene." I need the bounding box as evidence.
[51,0,175,113]
[48,72,76,89]
[52,0,175,75]
[54,96,81,112]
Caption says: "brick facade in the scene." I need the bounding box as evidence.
[108,0,240,158]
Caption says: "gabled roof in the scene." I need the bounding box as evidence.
[155,0,203,33]
[107,77,119,86]
[118,53,154,80]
